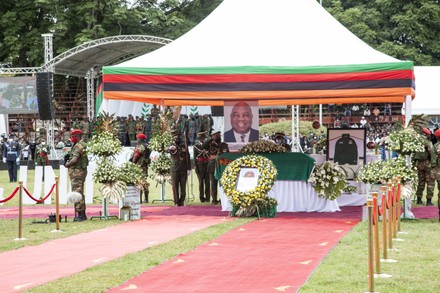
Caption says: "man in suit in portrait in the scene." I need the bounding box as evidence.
[223,101,259,143]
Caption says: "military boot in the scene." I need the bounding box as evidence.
[73,212,81,222]
[426,198,434,206]
[81,210,88,220]
[416,197,423,204]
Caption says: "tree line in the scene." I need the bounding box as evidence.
[0,0,438,68]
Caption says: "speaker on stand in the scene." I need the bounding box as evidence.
[36,72,54,120]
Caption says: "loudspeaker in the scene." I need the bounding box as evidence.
[36,72,54,120]
[210,106,224,116]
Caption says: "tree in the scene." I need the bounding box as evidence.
[325,0,440,65]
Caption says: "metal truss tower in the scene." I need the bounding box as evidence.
[42,33,58,159]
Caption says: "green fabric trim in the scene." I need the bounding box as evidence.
[215,152,316,181]
[103,61,413,76]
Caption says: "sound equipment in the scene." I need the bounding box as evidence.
[36,72,54,120]
[210,106,224,116]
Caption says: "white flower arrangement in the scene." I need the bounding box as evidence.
[387,127,425,155]
[357,156,417,185]
[87,131,122,157]
[308,161,347,200]
[239,140,287,154]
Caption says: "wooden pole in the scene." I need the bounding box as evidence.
[392,178,398,239]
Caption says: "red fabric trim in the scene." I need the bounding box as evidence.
[104,70,413,84]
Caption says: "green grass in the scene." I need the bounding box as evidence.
[299,219,440,293]
[3,171,440,292]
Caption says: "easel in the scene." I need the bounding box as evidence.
[90,198,118,220]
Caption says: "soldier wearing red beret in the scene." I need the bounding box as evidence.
[65,129,89,221]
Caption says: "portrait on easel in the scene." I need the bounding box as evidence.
[326,128,366,179]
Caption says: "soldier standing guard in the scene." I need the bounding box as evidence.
[131,133,152,203]
[2,136,21,182]
[65,129,89,221]
[168,130,191,206]
[127,114,136,144]
[194,131,210,202]
[35,140,50,166]
[433,129,440,216]
[414,128,436,206]
[203,131,225,205]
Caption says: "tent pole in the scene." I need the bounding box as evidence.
[319,104,323,125]
[404,95,412,127]
[160,99,165,112]
[291,105,303,153]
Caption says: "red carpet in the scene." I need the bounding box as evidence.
[108,210,360,293]
[412,205,439,219]
[0,206,227,293]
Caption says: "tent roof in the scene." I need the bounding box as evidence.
[103,0,414,106]
[412,66,440,115]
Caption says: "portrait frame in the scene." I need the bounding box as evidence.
[235,167,260,192]
[223,100,259,146]
[326,128,366,179]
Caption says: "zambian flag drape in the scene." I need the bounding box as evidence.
[102,61,414,106]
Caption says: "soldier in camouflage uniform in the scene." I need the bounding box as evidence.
[135,116,146,137]
[433,129,440,213]
[203,131,226,205]
[35,140,50,166]
[126,114,136,144]
[132,133,151,203]
[80,116,90,139]
[150,104,160,121]
[65,129,89,221]
[169,130,191,206]
[193,131,210,202]
[414,128,436,205]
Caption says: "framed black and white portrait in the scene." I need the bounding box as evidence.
[326,128,366,179]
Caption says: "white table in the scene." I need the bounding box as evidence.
[220,180,341,213]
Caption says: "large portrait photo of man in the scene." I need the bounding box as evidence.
[224,101,259,143]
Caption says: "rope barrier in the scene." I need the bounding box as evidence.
[0,187,19,203]
[22,184,56,203]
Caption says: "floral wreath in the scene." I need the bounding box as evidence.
[220,155,277,213]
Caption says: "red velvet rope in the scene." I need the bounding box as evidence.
[386,189,392,209]
[396,183,401,202]
[0,187,19,203]
[380,194,386,216]
[23,184,56,203]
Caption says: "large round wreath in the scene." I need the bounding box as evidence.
[220,155,277,216]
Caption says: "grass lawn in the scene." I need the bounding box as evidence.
[3,171,440,292]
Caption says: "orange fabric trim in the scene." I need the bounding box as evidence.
[104,88,414,106]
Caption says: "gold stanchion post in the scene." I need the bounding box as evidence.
[387,182,393,250]
[18,181,23,239]
[55,177,60,231]
[367,199,375,293]
[372,192,380,275]
[396,176,402,232]
[392,178,398,239]
[380,186,387,260]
